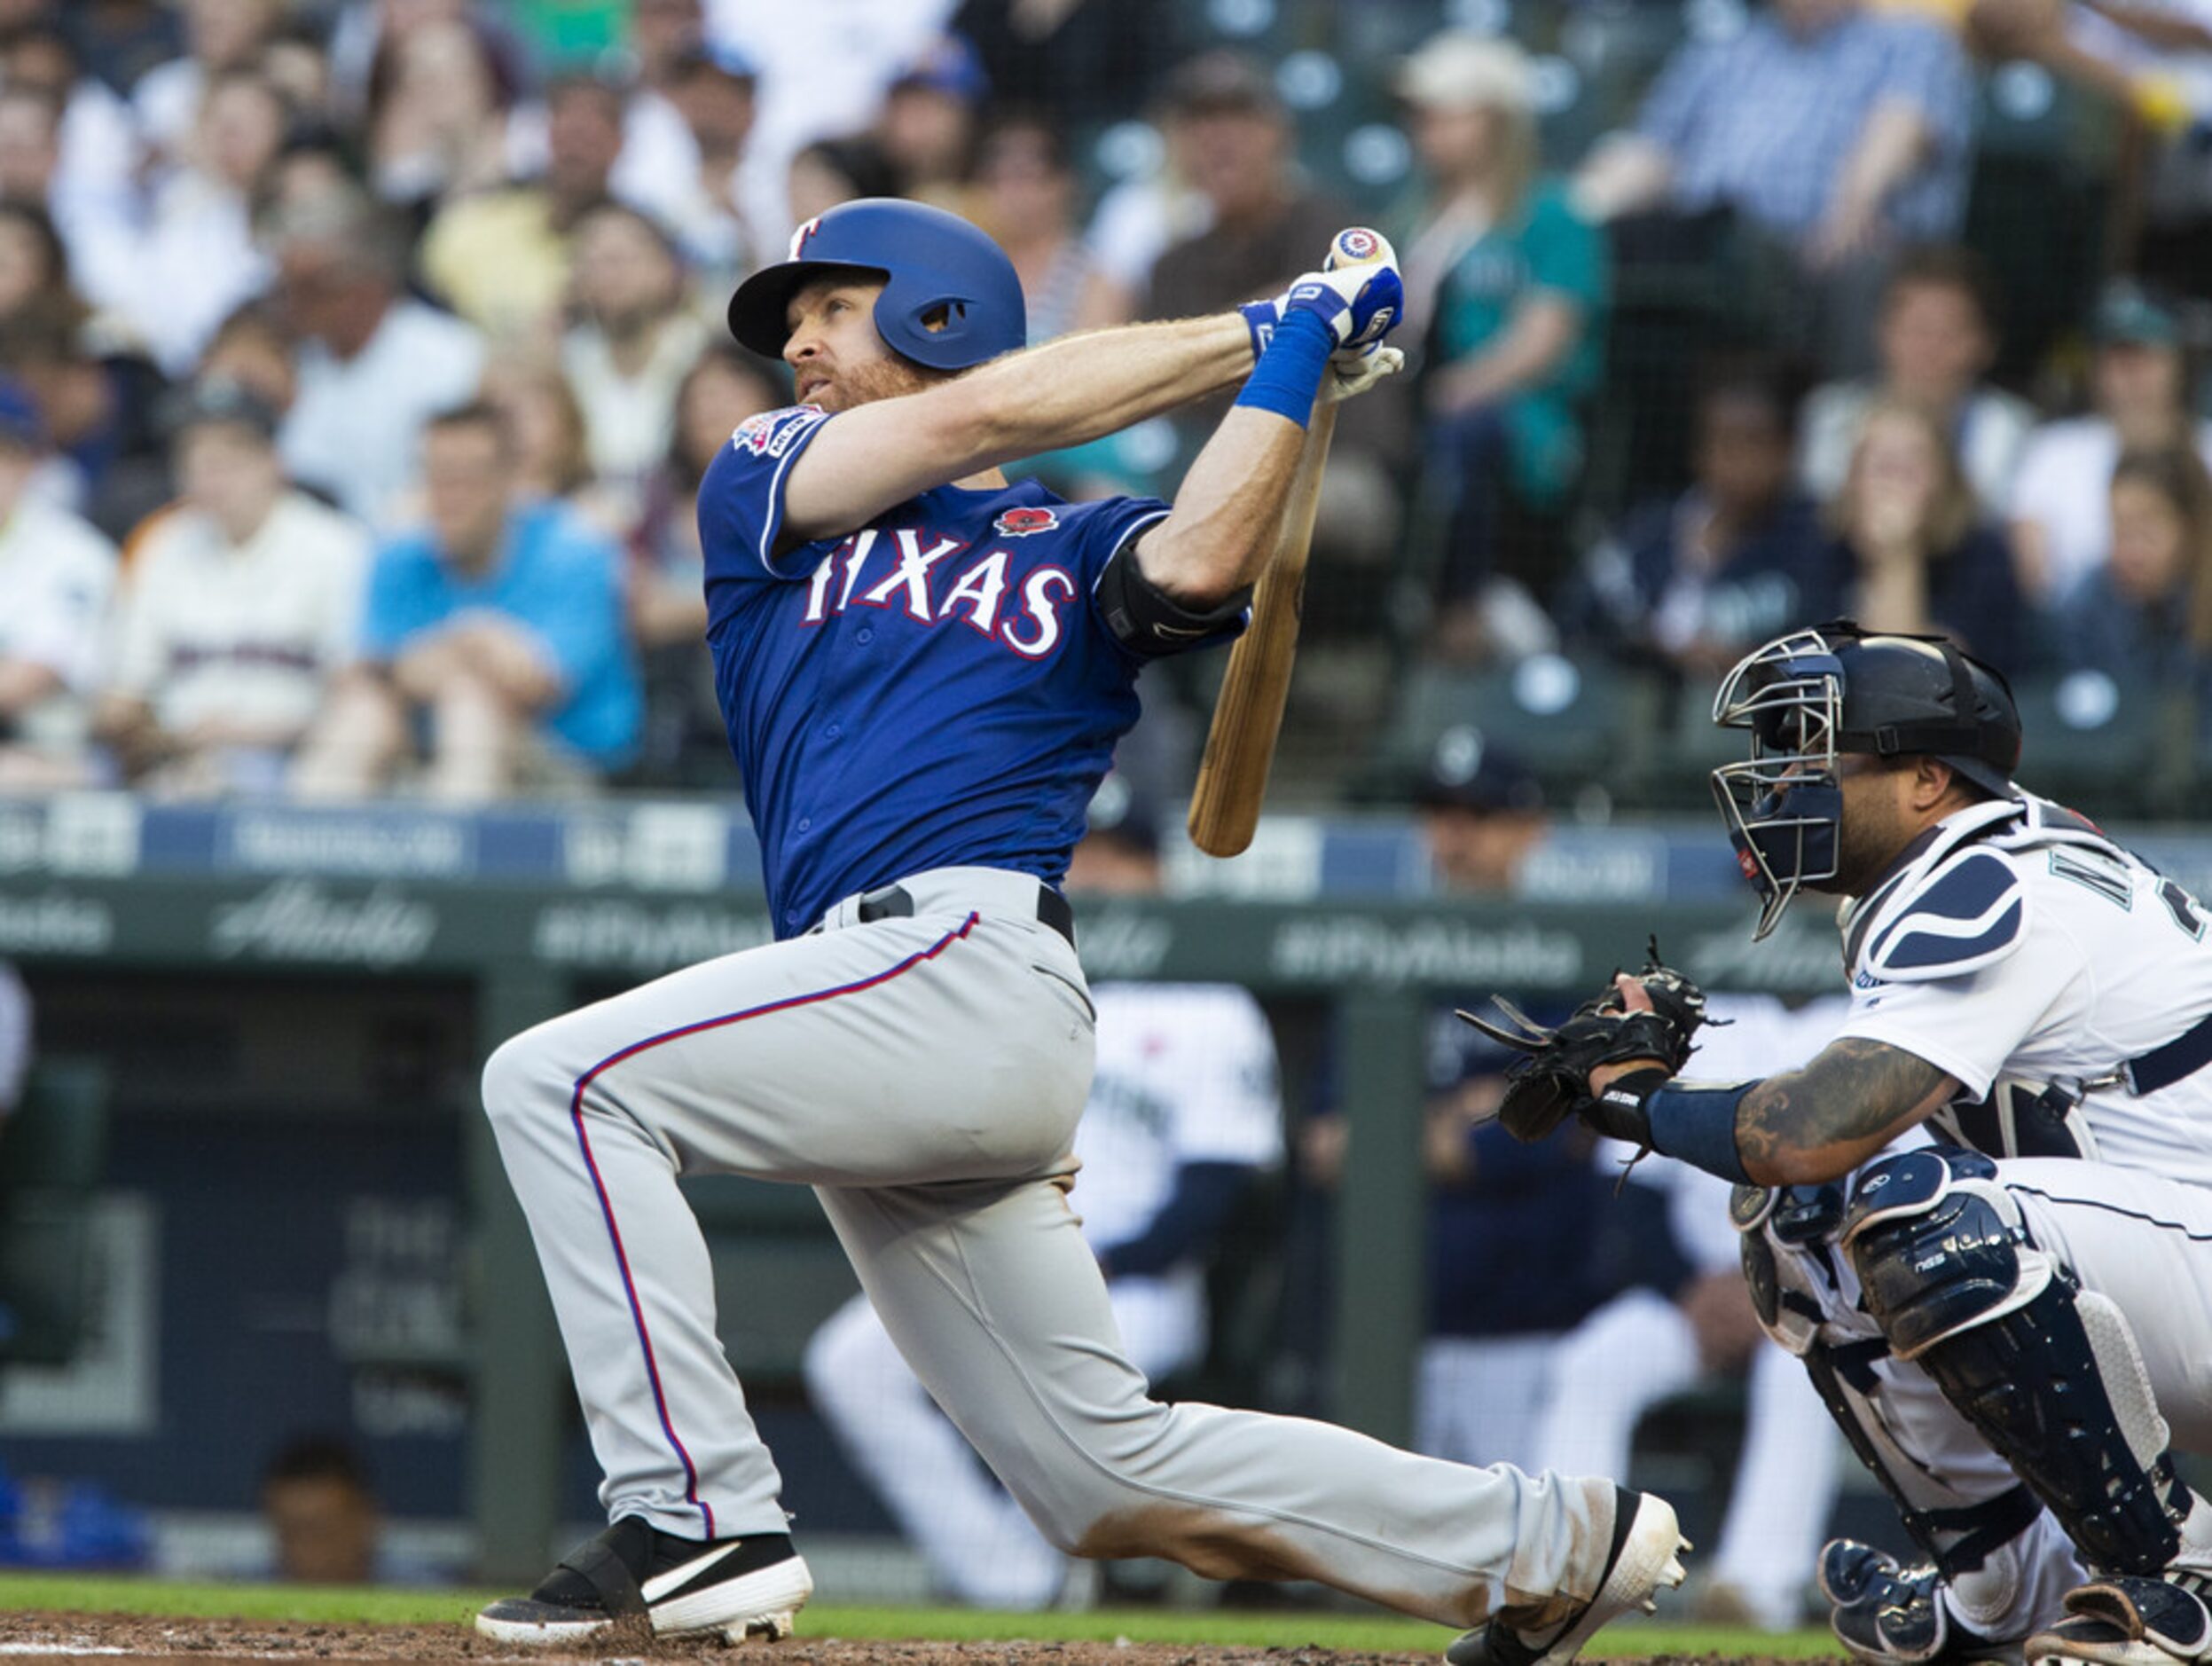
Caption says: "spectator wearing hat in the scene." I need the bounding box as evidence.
[784,136,899,232]
[561,200,710,521]
[95,380,372,798]
[0,295,170,541]
[0,376,115,789]
[1141,53,1396,578]
[1141,54,1349,356]
[292,399,640,803]
[1414,727,1550,893]
[1397,31,1609,655]
[2010,280,2212,604]
[662,42,770,303]
[874,33,987,215]
[1572,0,1973,371]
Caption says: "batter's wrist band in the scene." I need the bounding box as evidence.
[1237,299,1279,362]
[1234,309,1332,427]
[1645,1081,1756,1184]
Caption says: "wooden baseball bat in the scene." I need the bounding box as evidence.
[1188,229,1392,858]
[1186,402,1338,857]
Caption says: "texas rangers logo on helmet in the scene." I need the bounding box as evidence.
[789,216,820,257]
[994,507,1059,538]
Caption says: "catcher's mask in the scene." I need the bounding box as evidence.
[1710,622,2021,939]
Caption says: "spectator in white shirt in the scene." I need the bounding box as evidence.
[661,43,765,307]
[0,81,137,331]
[0,376,115,788]
[0,25,139,281]
[132,0,285,176]
[121,67,284,376]
[362,15,514,216]
[560,200,708,516]
[1797,245,2036,515]
[96,380,371,798]
[2010,279,2212,603]
[268,184,486,530]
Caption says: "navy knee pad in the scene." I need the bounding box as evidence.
[1844,1148,2186,1576]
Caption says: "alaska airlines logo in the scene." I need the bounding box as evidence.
[800,528,1079,659]
[995,507,1058,538]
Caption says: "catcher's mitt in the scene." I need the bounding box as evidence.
[1458,940,1711,1143]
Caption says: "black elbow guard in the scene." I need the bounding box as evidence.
[1095,539,1251,659]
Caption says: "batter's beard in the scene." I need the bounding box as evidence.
[813,357,941,412]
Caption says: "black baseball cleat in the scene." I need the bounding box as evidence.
[474,1516,813,1646]
[2028,1575,2212,1666]
[1445,1487,1690,1666]
[1820,1538,2028,1666]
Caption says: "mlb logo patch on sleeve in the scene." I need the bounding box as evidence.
[733,407,828,460]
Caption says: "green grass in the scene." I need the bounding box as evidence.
[0,1572,1841,1656]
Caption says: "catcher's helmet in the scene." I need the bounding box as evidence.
[1709,622,2021,938]
[726,198,1026,372]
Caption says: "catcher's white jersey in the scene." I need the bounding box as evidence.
[1832,794,2212,1186]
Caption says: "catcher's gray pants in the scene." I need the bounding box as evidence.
[482,865,1621,1627]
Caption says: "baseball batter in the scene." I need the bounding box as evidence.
[474,199,1689,1660]
[804,966,1283,1610]
[1476,624,2212,1666]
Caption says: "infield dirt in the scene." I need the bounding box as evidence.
[0,1615,1784,1666]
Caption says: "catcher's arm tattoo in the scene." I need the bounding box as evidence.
[1734,1038,1959,1186]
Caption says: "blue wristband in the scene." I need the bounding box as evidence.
[1645,1081,1756,1184]
[1237,300,1279,360]
[1234,308,1332,428]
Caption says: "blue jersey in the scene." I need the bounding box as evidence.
[699,405,1211,937]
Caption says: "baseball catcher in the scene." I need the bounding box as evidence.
[1472,622,2212,1666]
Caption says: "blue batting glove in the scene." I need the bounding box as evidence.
[1280,262,1403,353]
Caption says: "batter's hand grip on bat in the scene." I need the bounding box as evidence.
[1187,229,1396,859]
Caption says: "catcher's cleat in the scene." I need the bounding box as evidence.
[475,1516,812,1646]
[1821,1538,2027,1666]
[1445,1488,1689,1666]
[2028,1576,2212,1666]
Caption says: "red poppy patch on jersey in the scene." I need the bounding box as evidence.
[994,507,1059,538]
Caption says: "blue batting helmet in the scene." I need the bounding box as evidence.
[726,198,1027,372]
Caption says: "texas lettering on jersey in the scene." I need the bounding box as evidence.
[797,528,1079,660]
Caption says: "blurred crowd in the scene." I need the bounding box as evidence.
[0,0,2202,807]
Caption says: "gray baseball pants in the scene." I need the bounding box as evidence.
[482,865,1620,1628]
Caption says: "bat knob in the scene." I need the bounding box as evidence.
[1325,227,1395,271]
